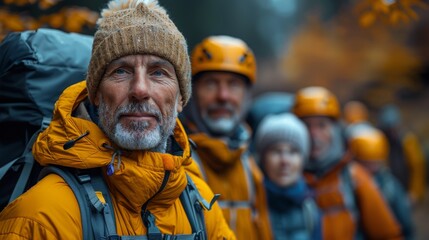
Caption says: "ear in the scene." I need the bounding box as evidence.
[176,94,183,113]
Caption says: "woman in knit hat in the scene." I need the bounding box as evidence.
[255,113,322,240]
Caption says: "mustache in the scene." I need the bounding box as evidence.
[206,102,235,114]
[116,102,162,122]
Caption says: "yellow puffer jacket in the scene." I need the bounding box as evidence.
[0,81,235,240]
[187,133,272,240]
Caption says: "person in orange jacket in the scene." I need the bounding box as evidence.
[292,86,403,240]
[0,0,235,239]
[180,36,272,239]
[378,104,426,204]
[349,128,415,240]
[343,101,427,205]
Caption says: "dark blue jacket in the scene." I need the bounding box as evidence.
[265,178,323,240]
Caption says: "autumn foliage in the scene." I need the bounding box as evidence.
[281,0,426,107]
[0,0,98,40]
[280,0,429,155]
[355,0,428,27]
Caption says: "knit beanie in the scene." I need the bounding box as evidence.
[254,113,310,162]
[86,0,191,106]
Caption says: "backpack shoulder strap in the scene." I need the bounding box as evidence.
[190,148,208,181]
[340,163,358,218]
[179,173,220,240]
[302,198,317,235]
[340,163,365,240]
[38,166,116,240]
[1,117,50,203]
[241,151,256,214]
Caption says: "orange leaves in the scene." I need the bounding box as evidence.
[280,16,421,105]
[360,12,378,27]
[356,0,428,27]
[39,0,61,10]
[0,9,41,40]
[3,0,60,9]
[3,0,37,6]
[39,7,98,32]
[0,0,98,41]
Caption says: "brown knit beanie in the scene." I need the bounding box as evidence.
[86,0,191,106]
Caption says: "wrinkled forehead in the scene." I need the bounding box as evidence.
[107,54,175,70]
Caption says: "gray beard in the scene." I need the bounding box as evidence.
[98,100,178,152]
[201,115,239,136]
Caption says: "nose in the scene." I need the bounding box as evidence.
[216,82,232,102]
[129,69,150,101]
[279,151,292,164]
[306,122,320,140]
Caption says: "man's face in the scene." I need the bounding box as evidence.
[263,142,304,187]
[95,54,183,151]
[194,72,248,135]
[302,116,333,160]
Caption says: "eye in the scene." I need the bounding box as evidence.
[229,79,244,87]
[290,147,300,155]
[152,69,166,77]
[113,68,128,75]
[199,78,218,91]
[228,78,246,92]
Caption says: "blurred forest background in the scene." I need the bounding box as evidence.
[1,0,429,237]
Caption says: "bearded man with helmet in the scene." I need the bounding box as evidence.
[181,36,272,240]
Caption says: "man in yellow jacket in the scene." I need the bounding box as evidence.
[0,0,235,239]
[180,36,272,240]
[293,87,403,240]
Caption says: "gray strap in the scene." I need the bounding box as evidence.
[302,199,316,234]
[8,117,51,202]
[190,151,207,181]
[0,158,20,180]
[119,236,148,240]
[179,173,217,240]
[340,164,359,222]
[143,211,162,240]
[90,170,117,237]
[241,152,256,217]
[217,200,252,209]
[77,173,109,240]
[166,233,199,240]
[8,149,35,202]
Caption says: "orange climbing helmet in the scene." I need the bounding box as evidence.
[292,86,340,119]
[343,101,369,124]
[191,35,256,83]
[348,128,389,162]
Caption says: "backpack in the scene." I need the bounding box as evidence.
[0,28,93,210]
[38,166,215,240]
[0,29,214,239]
